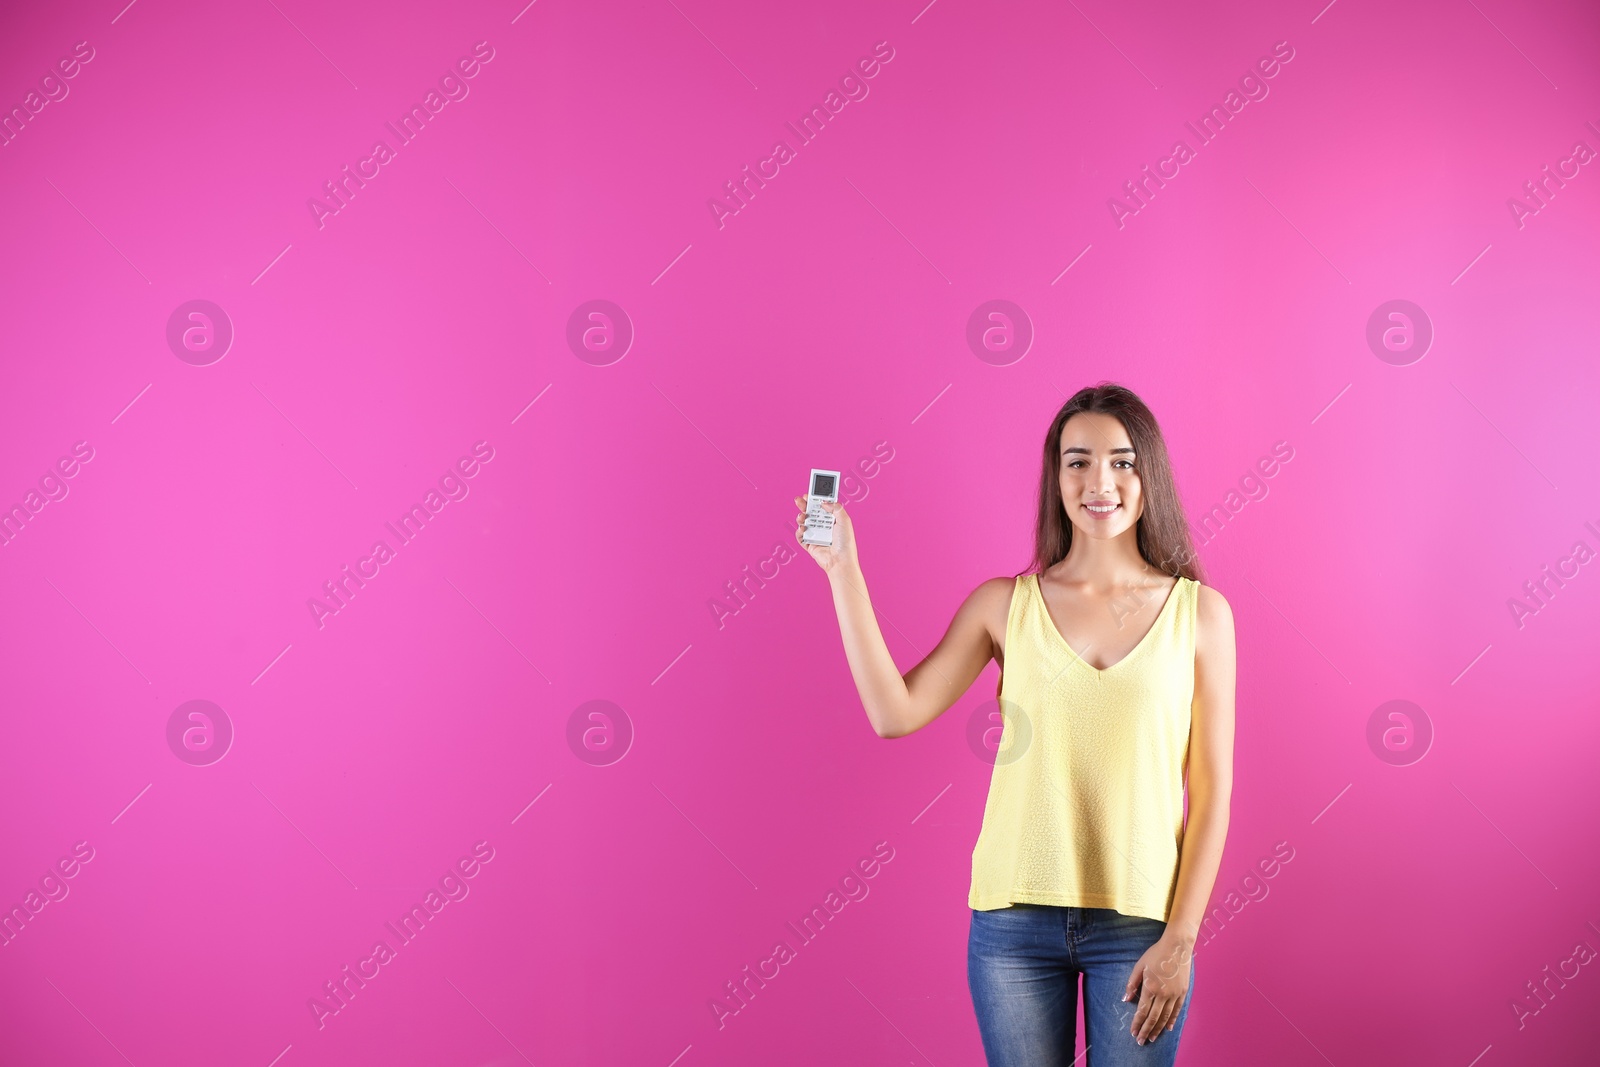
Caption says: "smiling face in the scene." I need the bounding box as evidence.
[1058,411,1143,541]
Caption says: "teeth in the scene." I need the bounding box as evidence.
[1086,504,1118,513]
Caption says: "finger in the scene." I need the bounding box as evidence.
[1122,964,1142,1005]
[1139,998,1164,1049]
[1138,997,1173,1045]
[1127,994,1151,1038]
[1139,998,1177,1049]
[1152,1004,1177,1043]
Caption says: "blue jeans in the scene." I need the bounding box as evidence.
[968,904,1194,1066]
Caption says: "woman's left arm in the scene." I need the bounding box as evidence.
[1167,583,1237,948]
[1125,583,1237,1044]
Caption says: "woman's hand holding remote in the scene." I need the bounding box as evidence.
[793,496,859,579]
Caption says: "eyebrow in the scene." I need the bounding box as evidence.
[1062,446,1135,455]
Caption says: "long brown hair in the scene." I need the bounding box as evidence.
[1029,382,1206,583]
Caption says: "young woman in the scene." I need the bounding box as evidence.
[796,382,1235,1066]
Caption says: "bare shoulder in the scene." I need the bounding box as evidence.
[966,574,1020,659]
[1192,582,1237,655]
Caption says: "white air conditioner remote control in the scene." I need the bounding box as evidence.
[802,469,841,546]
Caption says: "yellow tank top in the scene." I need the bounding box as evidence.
[968,571,1199,922]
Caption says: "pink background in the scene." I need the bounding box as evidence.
[2,0,1598,1064]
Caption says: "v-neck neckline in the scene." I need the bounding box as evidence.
[1033,572,1184,675]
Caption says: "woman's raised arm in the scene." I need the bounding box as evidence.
[796,497,1008,739]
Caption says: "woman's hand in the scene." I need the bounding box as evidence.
[793,496,859,578]
[1123,932,1193,1046]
